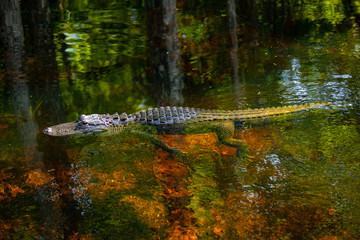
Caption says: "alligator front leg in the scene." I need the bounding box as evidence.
[129,130,184,156]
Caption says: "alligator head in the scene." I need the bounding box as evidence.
[43,121,83,136]
[43,113,134,136]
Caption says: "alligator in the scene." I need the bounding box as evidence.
[43,103,330,154]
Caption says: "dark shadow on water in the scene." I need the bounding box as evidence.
[1,0,81,238]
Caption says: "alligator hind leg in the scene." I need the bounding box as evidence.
[211,121,245,148]
[210,121,248,158]
[183,120,246,150]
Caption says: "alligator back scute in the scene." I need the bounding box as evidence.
[141,106,199,125]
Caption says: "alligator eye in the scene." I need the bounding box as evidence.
[44,127,52,133]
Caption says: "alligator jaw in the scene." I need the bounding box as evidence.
[43,122,82,137]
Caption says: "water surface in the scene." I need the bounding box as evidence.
[1,0,360,239]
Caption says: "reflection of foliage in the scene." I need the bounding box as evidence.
[212,191,267,238]
[302,0,345,25]
[0,218,41,240]
[178,9,229,87]
[157,132,236,155]
[158,132,239,238]
[26,170,53,186]
[254,111,360,238]
[0,165,51,239]
[257,0,347,36]
[177,0,360,110]
[0,113,26,120]
[178,16,209,42]
[187,153,221,237]
[71,166,136,199]
[319,124,360,162]
[70,131,240,239]
[29,94,44,120]
[235,126,273,159]
[73,134,159,195]
[80,195,153,240]
[53,6,149,119]
[120,195,169,230]
[58,66,152,121]
[70,134,164,239]
[0,169,25,201]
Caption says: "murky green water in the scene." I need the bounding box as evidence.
[1,0,360,239]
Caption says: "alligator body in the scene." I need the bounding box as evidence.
[43,103,330,154]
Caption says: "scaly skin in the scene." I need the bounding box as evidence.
[43,103,331,154]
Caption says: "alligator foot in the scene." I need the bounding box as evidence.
[221,138,245,148]
[171,150,192,167]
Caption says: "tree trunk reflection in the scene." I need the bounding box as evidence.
[1,0,77,238]
[146,0,184,105]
